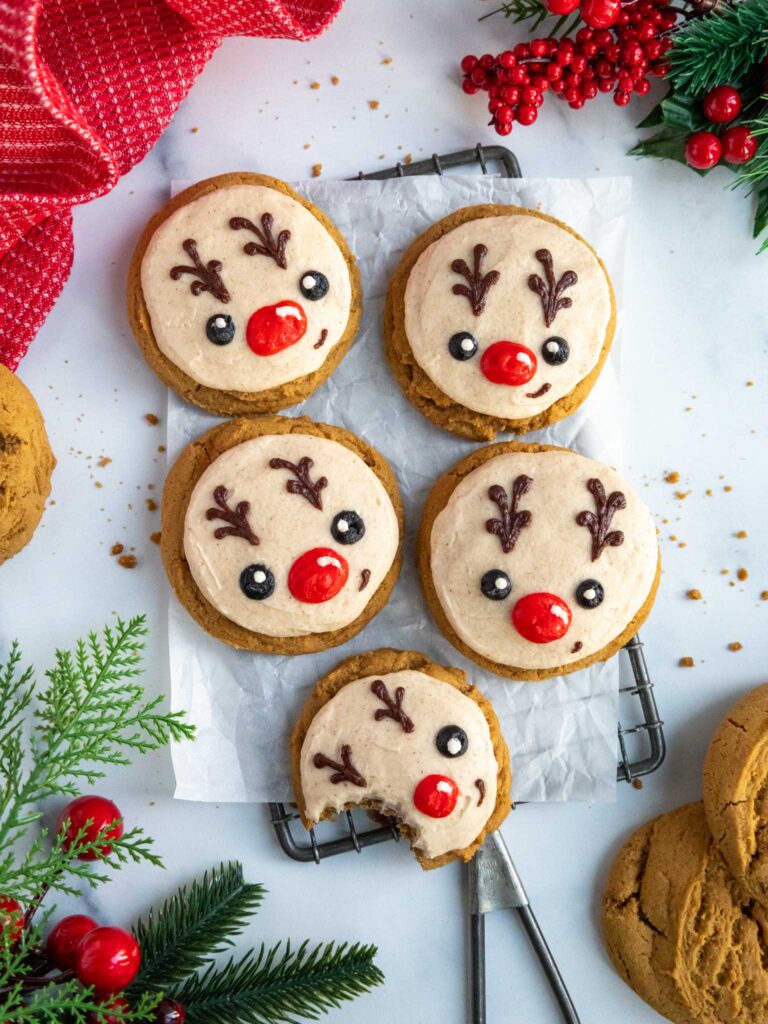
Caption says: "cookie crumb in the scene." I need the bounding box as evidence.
[145,413,160,425]
[150,531,161,545]
[720,568,729,575]
[664,471,680,483]
[310,81,320,90]
[331,75,340,85]
[311,163,323,178]
[146,498,158,512]
[674,490,689,500]
[381,56,392,64]
[735,530,748,538]
[687,588,702,600]
[679,657,695,668]
[158,445,166,453]
[724,485,733,492]
[403,153,413,164]
[631,778,643,790]
[110,543,124,556]
[368,99,380,109]
[97,456,112,468]
[190,126,199,134]
[761,591,768,601]
[117,554,137,569]
[728,641,743,652]
[737,567,748,581]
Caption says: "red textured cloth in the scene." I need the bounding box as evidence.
[0,0,343,369]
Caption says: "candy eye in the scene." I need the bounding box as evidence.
[541,336,569,365]
[299,271,330,301]
[436,725,468,759]
[448,332,478,361]
[576,579,604,609]
[206,313,236,346]
[331,510,365,545]
[480,569,512,600]
[240,564,275,600]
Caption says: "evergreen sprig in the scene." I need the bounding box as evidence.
[169,941,384,1024]
[479,0,580,35]
[668,0,768,95]
[131,863,265,992]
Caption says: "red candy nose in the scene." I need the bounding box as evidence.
[413,774,459,818]
[512,592,572,644]
[480,341,537,386]
[247,300,307,356]
[288,547,349,604]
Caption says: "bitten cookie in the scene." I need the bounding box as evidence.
[128,172,362,416]
[385,204,616,441]
[161,416,403,653]
[419,441,659,680]
[602,802,768,1024]
[703,683,768,907]
[291,648,511,870]
[0,365,55,566]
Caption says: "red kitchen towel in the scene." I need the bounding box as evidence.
[0,0,343,370]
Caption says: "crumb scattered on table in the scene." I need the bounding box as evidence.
[403,153,413,164]
[150,531,161,545]
[145,413,160,425]
[331,75,340,85]
[664,471,679,483]
[146,498,158,512]
[679,657,694,668]
[97,456,112,468]
[311,163,323,177]
[381,56,392,64]
[110,543,124,556]
[735,530,748,538]
[737,567,748,581]
[687,589,702,600]
[761,591,768,601]
[310,81,320,90]
[631,779,643,790]
[368,100,379,109]
[728,641,743,652]
[117,554,137,569]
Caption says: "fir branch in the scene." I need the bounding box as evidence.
[0,978,159,1023]
[171,941,384,1024]
[668,0,768,95]
[131,863,265,993]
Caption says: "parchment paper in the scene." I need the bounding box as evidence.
[167,174,631,805]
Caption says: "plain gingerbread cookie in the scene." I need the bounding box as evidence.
[385,204,616,441]
[0,365,55,566]
[128,172,362,416]
[291,648,511,870]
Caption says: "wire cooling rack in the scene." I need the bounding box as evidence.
[268,143,665,864]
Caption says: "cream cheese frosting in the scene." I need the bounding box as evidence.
[404,213,612,418]
[299,670,499,860]
[429,449,658,672]
[141,185,352,392]
[183,433,399,637]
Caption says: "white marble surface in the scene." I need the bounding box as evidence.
[2,0,768,1021]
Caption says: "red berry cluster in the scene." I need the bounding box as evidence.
[460,0,676,133]
[685,85,757,170]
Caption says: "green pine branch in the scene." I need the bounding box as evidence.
[669,0,768,95]
[170,941,384,1024]
[478,0,580,34]
[131,863,265,992]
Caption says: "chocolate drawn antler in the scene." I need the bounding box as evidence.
[486,474,533,553]
[451,243,500,316]
[229,213,290,269]
[269,456,328,510]
[313,745,367,787]
[527,249,577,327]
[205,485,259,545]
[576,478,626,561]
[371,680,414,733]
[170,239,230,302]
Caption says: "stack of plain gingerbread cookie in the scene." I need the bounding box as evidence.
[602,683,768,1023]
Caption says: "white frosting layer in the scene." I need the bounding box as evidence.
[404,214,611,418]
[430,449,658,672]
[300,671,499,860]
[183,434,399,637]
[141,185,352,392]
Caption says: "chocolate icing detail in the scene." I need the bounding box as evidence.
[486,474,533,553]
[371,680,414,733]
[525,382,551,399]
[571,641,583,654]
[229,213,290,269]
[313,329,328,349]
[527,249,578,328]
[170,239,230,302]
[359,568,371,591]
[205,485,259,545]
[576,478,626,561]
[475,779,486,806]
[451,243,500,316]
[268,456,328,510]
[313,745,366,787]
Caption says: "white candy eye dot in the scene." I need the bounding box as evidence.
[254,571,266,584]
[546,340,559,353]
[336,519,349,533]
[214,316,227,329]
[495,577,508,591]
[302,275,316,290]
[446,737,462,756]
[461,338,474,352]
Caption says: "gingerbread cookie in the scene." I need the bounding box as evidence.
[0,365,55,566]
[291,648,511,869]
[128,173,362,416]
[703,683,768,907]
[385,204,616,440]
[602,802,768,1024]
[161,416,403,653]
[419,442,659,680]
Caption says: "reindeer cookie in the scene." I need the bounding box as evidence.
[291,649,511,869]
[128,173,361,416]
[161,416,403,653]
[419,442,659,680]
[385,205,616,440]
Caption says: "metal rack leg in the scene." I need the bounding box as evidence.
[515,905,581,1024]
[470,911,486,1024]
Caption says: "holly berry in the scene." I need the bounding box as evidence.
[57,796,123,860]
[413,774,459,818]
[246,300,307,356]
[287,548,349,604]
[0,896,23,944]
[545,0,580,13]
[75,927,140,994]
[721,125,757,164]
[512,592,572,643]
[580,0,621,28]
[86,996,129,1024]
[684,130,722,170]
[702,84,741,124]
[47,915,98,970]
[480,341,537,386]
[154,998,186,1024]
